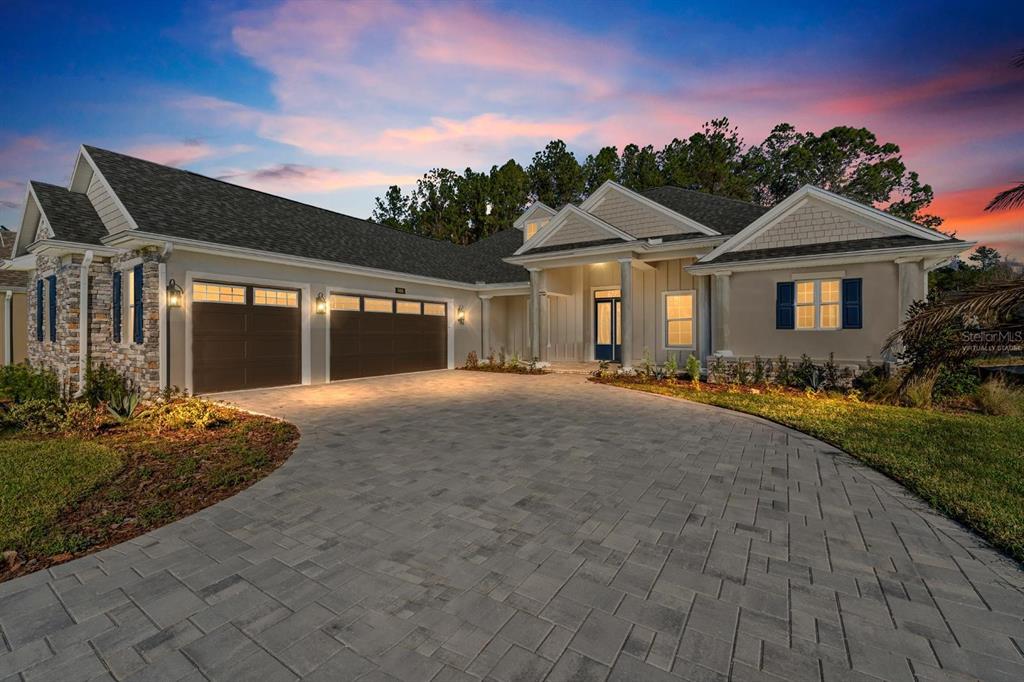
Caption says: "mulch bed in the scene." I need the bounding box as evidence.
[1,405,298,581]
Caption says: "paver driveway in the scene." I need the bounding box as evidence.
[2,372,1024,682]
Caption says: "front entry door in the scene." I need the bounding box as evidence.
[594,296,621,362]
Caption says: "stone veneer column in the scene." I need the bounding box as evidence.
[618,258,634,368]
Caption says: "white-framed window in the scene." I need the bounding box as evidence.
[663,290,695,348]
[796,278,841,330]
[193,282,245,304]
[253,287,298,308]
[524,218,549,241]
[396,300,421,315]
[330,294,360,311]
[423,302,446,316]
[363,297,393,313]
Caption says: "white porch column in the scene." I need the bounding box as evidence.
[618,258,634,368]
[712,271,731,353]
[695,274,711,366]
[479,295,492,358]
[529,268,542,361]
[897,258,925,322]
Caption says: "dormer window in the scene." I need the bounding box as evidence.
[525,218,548,241]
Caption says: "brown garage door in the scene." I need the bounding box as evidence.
[192,282,301,393]
[330,294,447,380]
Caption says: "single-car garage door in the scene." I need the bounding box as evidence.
[330,293,447,380]
[192,282,302,393]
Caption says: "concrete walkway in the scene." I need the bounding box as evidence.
[1,372,1023,682]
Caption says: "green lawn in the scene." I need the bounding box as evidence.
[0,438,123,556]
[595,379,1024,563]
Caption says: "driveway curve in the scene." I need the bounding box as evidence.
[1,371,1023,682]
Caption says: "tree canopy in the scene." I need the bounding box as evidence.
[371,117,945,244]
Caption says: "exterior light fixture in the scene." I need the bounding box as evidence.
[315,292,328,315]
[166,279,183,308]
[457,305,466,325]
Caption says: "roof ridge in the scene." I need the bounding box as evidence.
[643,185,766,210]
[82,145,462,248]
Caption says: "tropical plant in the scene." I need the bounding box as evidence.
[685,354,701,390]
[752,355,766,385]
[663,353,679,379]
[795,354,818,389]
[734,358,750,385]
[821,353,841,391]
[775,355,793,387]
[83,362,127,407]
[0,363,61,403]
[106,384,141,422]
[985,50,1024,211]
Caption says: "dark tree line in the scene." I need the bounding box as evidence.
[372,117,943,245]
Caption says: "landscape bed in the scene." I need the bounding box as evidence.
[591,375,1024,564]
[0,396,299,581]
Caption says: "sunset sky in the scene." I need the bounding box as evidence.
[1,0,1022,257]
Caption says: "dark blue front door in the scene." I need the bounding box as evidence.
[594,297,621,362]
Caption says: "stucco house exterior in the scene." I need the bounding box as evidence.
[1,145,970,395]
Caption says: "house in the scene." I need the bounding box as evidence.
[1,145,970,395]
[0,227,28,366]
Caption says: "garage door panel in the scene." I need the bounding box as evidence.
[329,296,447,381]
[192,288,301,393]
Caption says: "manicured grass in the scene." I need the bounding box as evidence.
[593,378,1024,563]
[0,438,122,556]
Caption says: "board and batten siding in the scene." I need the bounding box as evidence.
[87,173,131,233]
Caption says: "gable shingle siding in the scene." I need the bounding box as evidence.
[590,191,689,238]
[737,199,891,252]
[542,213,624,247]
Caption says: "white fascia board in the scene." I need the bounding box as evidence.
[78,145,141,232]
[2,254,39,271]
[27,239,119,257]
[580,181,720,236]
[114,230,519,292]
[700,185,951,264]
[513,204,635,256]
[15,184,44,257]
[505,235,724,268]
[686,240,975,275]
[512,201,556,230]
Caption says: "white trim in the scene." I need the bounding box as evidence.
[184,270,312,395]
[792,270,845,280]
[580,181,719,236]
[661,289,697,351]
[514,204,636,256]
[107,231,527,291]
[792,278,842,332]
[27,239,119,258]
[513,201,556,230]
[324,286,457,381]
[3,291,11,365]
[588,285,623,362]
[506,235,723,266]
[687,241,974,274]
[1,254,37,271]
[78,146,142,232]
[75,250,94,397]
[699,185,949,264]
[158,262,168,391]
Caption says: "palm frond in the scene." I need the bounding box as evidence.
[985,182,1024,211]
[883,280,1024,356]
[1014,49,1024,68]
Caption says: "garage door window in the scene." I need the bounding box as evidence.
[331,294,360,311]
[253,287,298,307]
[423,302,446,316]
[363,298,393,313]
[194,282,245,304]
[396,300,421,314]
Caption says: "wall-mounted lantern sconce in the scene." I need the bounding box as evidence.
[456,305,466,325]
[315,292,327,315]
[166,279,183,308]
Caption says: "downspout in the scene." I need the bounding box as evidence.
[3,290,11,365]
[75,250,94,397]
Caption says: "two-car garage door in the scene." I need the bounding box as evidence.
[191,282,448,393]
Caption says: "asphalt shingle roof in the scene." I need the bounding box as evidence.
[30,181,109,247]
[641,186,770,235]
[84,146,528,284]
[0,231,28,289]
[696,235,961,265]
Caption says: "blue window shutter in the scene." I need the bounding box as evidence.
[47,275,57,342]
[133,264,144,343]
[842,278,863,329]
[112,271,122,343]
[776,282,795,329]
[36,279,44,341]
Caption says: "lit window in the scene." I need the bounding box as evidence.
[594,289,621,299]
[525,222,539,240]
[253,288,298,307]
[794,279,840,330]
[396,300,421,314]
[664,291,694,347]
[423,302,446,316]
[194,282,245,304]
[363,297,393,313]
[330,294,360,311]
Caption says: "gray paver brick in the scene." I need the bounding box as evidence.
[1,373,1023,682]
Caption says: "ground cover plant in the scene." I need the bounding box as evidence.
[461,350,548,375]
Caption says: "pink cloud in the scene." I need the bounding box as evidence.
[217,163,417,194]
[124,140,219,167]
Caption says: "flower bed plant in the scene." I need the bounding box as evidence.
[460,350,548,375]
